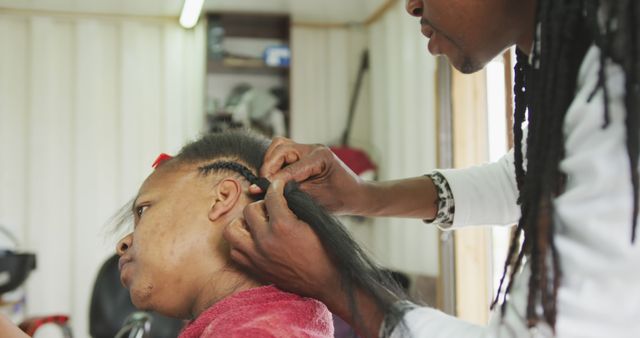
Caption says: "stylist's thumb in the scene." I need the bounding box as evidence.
[224,218,258,271]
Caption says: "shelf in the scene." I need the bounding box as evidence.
[205,12,291,136]
[207,58,289,76]
[208,13,289,39]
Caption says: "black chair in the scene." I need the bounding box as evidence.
[89,254,184,338]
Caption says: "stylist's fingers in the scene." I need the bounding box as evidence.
[261,141,311,179]
[264,179,298,232]
[269,153,327,186]
[243,201,271,238]
[224,218,260,270]
[249,153,324,195]
[229,248,255,272]
[260,137,294,178]
[263,137,294,167]
[248,139,298,195]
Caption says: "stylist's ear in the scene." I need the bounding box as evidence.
[209,178,243,221]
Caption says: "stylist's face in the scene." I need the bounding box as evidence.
[406,0,535,73]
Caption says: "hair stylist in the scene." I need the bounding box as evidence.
[223,1,640,337]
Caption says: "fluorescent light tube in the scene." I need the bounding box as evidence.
[179,0,204,29]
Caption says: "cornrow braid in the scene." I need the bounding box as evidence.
[199,161,271,194]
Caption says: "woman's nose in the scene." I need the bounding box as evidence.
[406,0,424,17]
[116,233,133,255]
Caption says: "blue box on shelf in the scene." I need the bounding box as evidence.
[263,45,290,67]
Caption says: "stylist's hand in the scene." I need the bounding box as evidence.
[224,179,341,302]
[250,137,365,215]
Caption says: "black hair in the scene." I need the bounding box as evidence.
[492,0,639,330]
[174,130,408,338]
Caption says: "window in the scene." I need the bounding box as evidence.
[486,50,515,298]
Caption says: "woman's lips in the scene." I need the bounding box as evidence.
[427,34,441,55]
[118,256,132,271]
[421,25,433,39]
[119,261,132,286]
[421,25,441,55]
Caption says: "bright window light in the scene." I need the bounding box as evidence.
[179,0,205,29]
[486,50,515,298]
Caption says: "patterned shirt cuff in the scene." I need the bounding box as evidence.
[424,172,455,227]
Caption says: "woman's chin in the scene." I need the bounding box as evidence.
[130,295,149,310]
[130,293,186,319]
[129,287,153,310]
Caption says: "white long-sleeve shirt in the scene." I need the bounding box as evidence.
[393,44,640,338]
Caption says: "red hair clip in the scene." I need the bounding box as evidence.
[152,153,173,168]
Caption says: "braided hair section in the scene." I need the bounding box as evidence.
[199,161,271,193]
[197,160,408,338]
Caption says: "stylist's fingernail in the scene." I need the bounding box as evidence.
[250,184,259,190]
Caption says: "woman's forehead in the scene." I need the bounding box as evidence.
[137,164,204,199]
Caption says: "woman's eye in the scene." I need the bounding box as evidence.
[136,205,149,218]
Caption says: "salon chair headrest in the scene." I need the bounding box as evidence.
[0,250,36,294]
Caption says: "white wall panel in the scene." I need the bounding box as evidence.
[290,27,349,144]
[290,25,379,255]
[0,11,204,336]
[289,2,440,276]
[27,16,75,315]
[0,17,29,248]
[119,21,164,195]
[368,2,440,276]
[162,24,187,152]
[73,20,121,336]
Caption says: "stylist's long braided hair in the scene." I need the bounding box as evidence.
[173,130,407,338]
[492,0,639,330]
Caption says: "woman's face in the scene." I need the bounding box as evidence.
[116,164,248,319]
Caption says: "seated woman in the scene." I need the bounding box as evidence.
[115,131,332,338]
[115,130,407,338]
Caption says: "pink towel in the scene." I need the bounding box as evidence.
[178,285,334,338]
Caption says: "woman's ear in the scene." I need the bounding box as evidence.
[209,178,243,221]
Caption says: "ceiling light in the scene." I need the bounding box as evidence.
[179,0,204,29]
